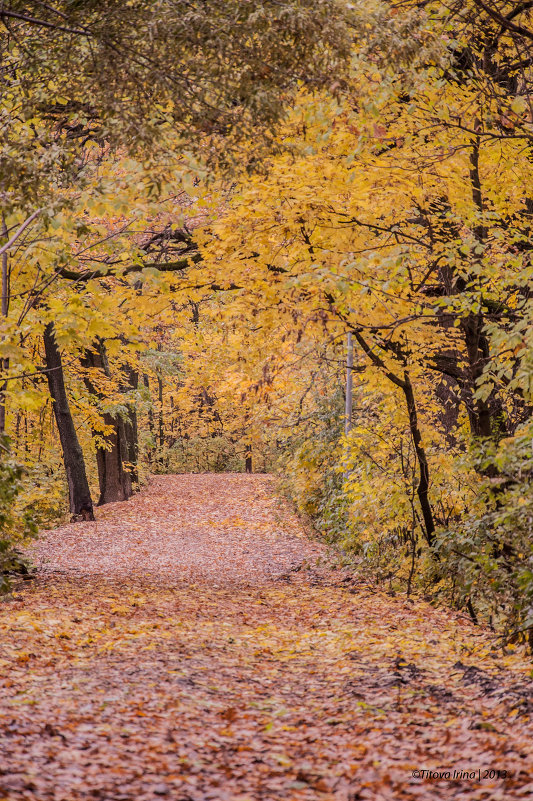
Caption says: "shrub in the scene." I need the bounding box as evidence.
[0,436,38,593]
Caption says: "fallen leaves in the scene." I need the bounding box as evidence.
[0,474,532,800]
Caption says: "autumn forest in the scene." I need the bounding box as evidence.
[2,1,533,799]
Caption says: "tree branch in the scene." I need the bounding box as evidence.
[0,8,88,35]
[0,209,43,257]
[352,330,406,390]
[471,0,533,42]
[57,253,202,281]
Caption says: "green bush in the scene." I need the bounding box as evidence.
[435,430,533,645]
[0,436,38,593]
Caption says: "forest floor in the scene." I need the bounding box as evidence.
[1,475,533,801]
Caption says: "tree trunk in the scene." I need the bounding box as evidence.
[123,365,139,485]
[460,312,493,438]
[143,373,155,463]
[354,331,436,547]
[0,214,9,435]
[81,343,133,505]
[460,136,504,442]
[245,444,252,474]
[95,413,132,505]
[402,372,435,547]
[157,372,164,448]
[344,332,353,436]
[43,322,95,521]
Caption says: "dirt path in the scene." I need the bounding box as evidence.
[1,474,532,801]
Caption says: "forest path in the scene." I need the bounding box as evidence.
[1,474,533,801]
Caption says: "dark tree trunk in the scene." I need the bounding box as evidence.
[245,444,252,474]
[459,136,505,443]
[123,365,139,485]
[143,373,155,462]
[402,372,435,547]
[354,331,436,547]
[95,413,132,505]
[43,322,95,521]
[0,214,9,435]
[426,153,505,445]
[157,372,164,448]
[81,343,134,505]
[460,312,493,438]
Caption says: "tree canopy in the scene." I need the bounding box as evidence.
[2,0,533,645]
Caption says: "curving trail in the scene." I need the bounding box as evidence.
[0,474,532,801]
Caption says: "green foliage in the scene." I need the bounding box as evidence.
[150,435,244,475]
[281,387,533,639]
[149,434,277,475]
[17,461,70,529]
[435,430,533,644]
[278,389,349,542]
[0,437,38,594]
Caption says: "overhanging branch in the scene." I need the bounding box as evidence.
[57,253,202,281]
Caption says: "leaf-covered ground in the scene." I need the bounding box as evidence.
[1,475,533,801]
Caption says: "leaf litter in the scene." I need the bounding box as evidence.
[1,474,532,800]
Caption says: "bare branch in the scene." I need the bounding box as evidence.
[471,0,533,42]
[0,8,88,35]
[0,209,43,257]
